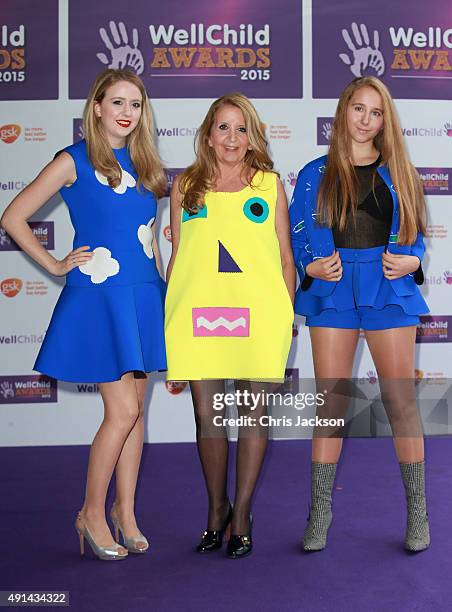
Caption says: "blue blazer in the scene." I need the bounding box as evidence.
[289,155,425,305]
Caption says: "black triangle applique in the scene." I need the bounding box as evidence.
[218,241,242,273]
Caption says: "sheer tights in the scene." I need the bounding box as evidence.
[190,379,272,534]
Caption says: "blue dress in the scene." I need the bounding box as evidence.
[34,140,167,383]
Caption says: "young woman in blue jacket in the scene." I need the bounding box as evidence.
[290,76,429,553]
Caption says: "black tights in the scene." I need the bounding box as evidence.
[190,379,271,534]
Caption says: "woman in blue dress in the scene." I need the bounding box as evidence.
[1,69,167,560]
[290,77,430,553]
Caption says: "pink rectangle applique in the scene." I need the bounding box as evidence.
[192,307,250,337]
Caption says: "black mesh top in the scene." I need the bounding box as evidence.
[332,156,393,249]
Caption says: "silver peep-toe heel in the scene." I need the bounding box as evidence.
[75,512,128,561]
[110,503,149,553]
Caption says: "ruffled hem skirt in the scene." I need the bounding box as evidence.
[34,279,167,383]
[296,246,429,317]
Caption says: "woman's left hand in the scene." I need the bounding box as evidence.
[382,252,420,280]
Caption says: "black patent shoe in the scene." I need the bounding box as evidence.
[226,514,253,559]
[196,503,233,553]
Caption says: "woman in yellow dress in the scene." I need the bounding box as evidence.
[165,93,295,558]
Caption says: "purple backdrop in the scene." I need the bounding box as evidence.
[0,375,57,404]
[316,117,334,145]
[0,222,54,251]
[68,0,302,99]
[417,316,452,343]
[313,0,452,99]
[417,168,452,196]
[0,0,58,100]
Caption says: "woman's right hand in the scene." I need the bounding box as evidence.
[305,251,343,282]
[49,246,93,276]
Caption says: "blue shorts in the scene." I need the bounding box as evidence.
[306,304,419,330]
[305,246,421,331]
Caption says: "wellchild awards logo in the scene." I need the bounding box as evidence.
[417,168,452,195]
[95,20,271,79]
[0,12,58,100]
[317,117,334,145]
[69,2,302,99]
[417,316,452,343]
[313,3,452,99]
[0,375,57,404]
[0,25,25,85]
[97,22,144,74]
[0,223,54,251]
[338,21,452,80]
[339,23,385,77]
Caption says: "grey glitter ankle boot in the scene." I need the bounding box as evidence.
[303,462,337,552]
[399,461,430,552]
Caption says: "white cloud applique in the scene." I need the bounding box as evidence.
[137,217,155,259]
[79,247,120,284]
[95,165,136,194]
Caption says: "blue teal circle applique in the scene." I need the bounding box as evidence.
[243,197,269,224]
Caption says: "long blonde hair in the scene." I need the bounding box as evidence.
[83,68,166,198]
[180,93,274,212]
[318,76,426,244]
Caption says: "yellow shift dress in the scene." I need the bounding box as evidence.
[165,171,293,380]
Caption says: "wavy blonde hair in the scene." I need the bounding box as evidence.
[318,76,426,244]
[180,93,275,211]
[83,68,166,197]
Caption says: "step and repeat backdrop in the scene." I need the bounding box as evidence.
[1,0,451,445]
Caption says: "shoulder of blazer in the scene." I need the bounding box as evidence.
[298,155,328,179]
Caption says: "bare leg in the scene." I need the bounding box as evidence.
[309,327,360,462]
[113,374,148,546]
[364,326,424,462]
[365,326,429,550]
[303,327,359,551]
[79,372,141,547]
[191,380,230,530]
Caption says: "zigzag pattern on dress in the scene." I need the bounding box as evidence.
[195,316,247,331]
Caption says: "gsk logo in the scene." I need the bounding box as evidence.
[0,124,21,144]
[414,369,424,385]
[1,278,23,298]
[163,225,172,242]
